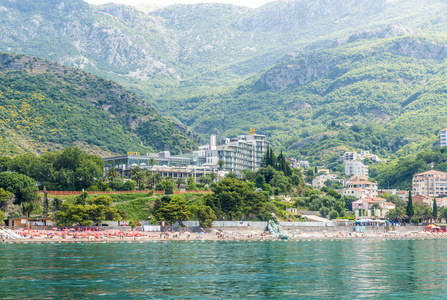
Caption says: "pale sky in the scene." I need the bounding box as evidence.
[84,0,273,8]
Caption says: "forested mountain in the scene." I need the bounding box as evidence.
[2,0,447,162]
[0,53,197,156]
[176,32,447,163]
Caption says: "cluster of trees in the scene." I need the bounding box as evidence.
[370,147,447,189]
[2,147,104,191]
[0,172,39,217]
[386,194,447,224]
[55,194,122,226]
[293,189,356,220]
[104,165,215,194]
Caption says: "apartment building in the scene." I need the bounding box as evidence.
[412,170,447,197]
[441,128,447,147]
[345,161,368,177]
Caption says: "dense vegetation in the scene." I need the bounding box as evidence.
[0,53,197,156]
[370,147,447,189]
[3,1,447,166]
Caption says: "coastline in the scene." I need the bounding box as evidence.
[2,229,446,243]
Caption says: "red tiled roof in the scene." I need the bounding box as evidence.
[414,170,447,176]
[350,181,376,185]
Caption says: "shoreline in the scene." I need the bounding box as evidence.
[2,229,447,243]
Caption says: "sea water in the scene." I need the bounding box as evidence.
[1,239,446,299]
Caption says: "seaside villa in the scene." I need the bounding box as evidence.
[352,197,395,220]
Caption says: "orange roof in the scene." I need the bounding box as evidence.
[363,199,378,203]
[368,197,386,201]
[440,128,447,132]
[385,202,395,205]
[414,170,447,176]
[350,181,376,185]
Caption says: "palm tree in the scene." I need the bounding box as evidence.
[154,173,162,185]
[105,167,120,182]
[132,170,145,190]
[130,166,142,177]
[217,159,225,170]
[209,172,217,183]
[175,178,185,189]
[385,207,407,225]
[440,207,447,223]
[148,158,157,169]
[145,171,154,189]
[422,206,433,224]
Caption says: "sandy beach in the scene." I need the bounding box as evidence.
[2,228,447,243]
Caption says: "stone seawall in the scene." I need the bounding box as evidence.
[211,225,427,234]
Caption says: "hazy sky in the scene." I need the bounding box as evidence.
[84,0,273,8]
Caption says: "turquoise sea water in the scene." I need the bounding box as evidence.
[1,239,447,299]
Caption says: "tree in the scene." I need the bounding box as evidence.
[55,195,121,226]
[148,158,157,168]
[175,178,185,189]
[0,172,39,206]
[0,210,5,225]
[156,180,175,195]
[433,199,438,223]
[130,166,145,190]
[255,174,266,189]
[319,207,330,218]
[209,172,217,183]
[123,180,137,191]
[105,167,120,182]
[440,207,447,223]
[386,207,407,224]
[204,178,268,220]
[406,191,414,223]
[0,188,12,208]
[186,176,198,191]
[0,156,11,172]
[198,175,212,186]
[197,206,217,228]
[53,197,62,213]
[329,210,339,220]
[156,195,192,226]
[217,159,225,170]
[422,206,433,224]
[75,191,89,206]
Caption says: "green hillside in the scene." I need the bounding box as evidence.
[0,53,197,156]
[169,33,447,162]
[3,0,447,162]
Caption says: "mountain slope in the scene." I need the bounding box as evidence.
[3,0,447,162]
[169,33,447,162]
[0,53,197,156]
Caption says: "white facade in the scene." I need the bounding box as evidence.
[312,174,338,189]
[441,129,447,147]
[345,161,368,177]
[412,170,447,197]
[200,134,270,176]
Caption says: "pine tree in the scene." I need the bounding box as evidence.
[406,190,414,224]
[433,199,438,223]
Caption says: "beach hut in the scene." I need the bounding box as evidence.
[7,217,56,229]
